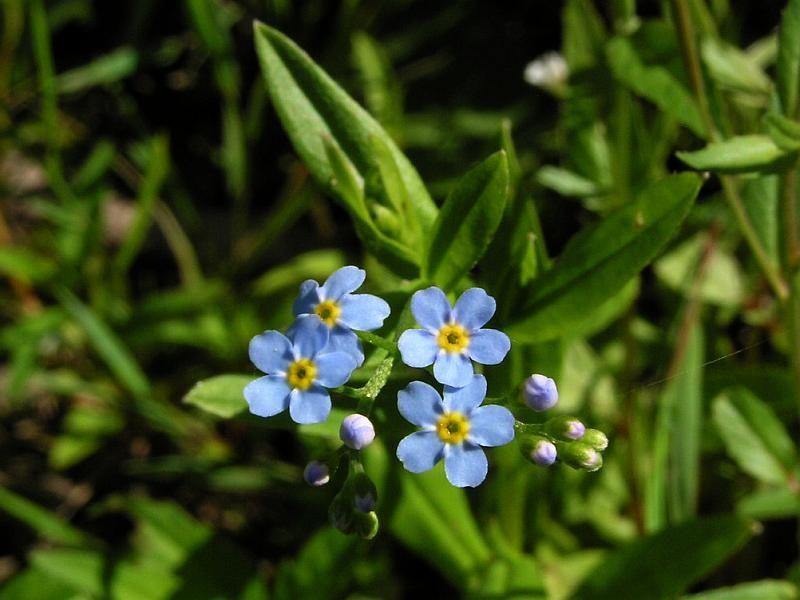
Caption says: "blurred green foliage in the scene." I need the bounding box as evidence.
[2,0,800,598]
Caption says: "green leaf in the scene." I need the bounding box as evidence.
[113,135,170,276]
[29,548,105,596]
[0,485,94,547]
[0,247,57,284]
[646,326,704,532]
[323,136,419,276]
[677,135,791,174]
[654,233,745,306]
[700,37,772,96]
[712,388,796,485]
[737,487,800,520]
[184,374,252,418]
[0,566,79,600]
[777,0,800,116]
[389,467,491,586]
[573,515,753,599]
[424,151,509,291]
[251,249,346,297]
[55,288,151,399]
[684,579,799,600]
[536,165,604,198]
[272,527,358,600]
[765,112,800,151]
[253,22,436,269]
[606,36,705,137]
[506,173,701,343]
[562,0,606,73]
[56,46,138,94]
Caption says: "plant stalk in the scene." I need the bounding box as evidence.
[670,0,789,302]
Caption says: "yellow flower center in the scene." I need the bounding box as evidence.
[286,358,317,390]
[436,412,471,444]
[314,299,341,327]
[437,323,470,353]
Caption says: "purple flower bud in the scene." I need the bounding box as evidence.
[524,374,559,412]
[303,461,330,486]
[340,414,375,450]
[545,415,585,441]
[565,419,585,440]
[530,440,557,466]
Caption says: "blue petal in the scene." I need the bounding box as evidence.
[320,266,365,300]
[468,329,511,365]
[288,315,330,358]
[411,287,451,331]
[329,327,365,366]
[443,374,486,414]
[452,288,496,331]
[396,431,444,473]
[293,279,320,315]
[444,443,488,487]
[433,352,474,387]
[289,386,331,424]
[248,331,292,374]
[339,294,390,331]
[468,404,515,447]
[398,381,444,427]
[244,375,291,418]
[398,329,438,368]
[314,351,357,388]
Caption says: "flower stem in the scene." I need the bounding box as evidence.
[670,0,789,302]
[355,330,396,352]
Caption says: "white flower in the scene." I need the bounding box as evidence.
[523,51,568,93]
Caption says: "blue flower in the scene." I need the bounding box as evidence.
[397,287,511,387]
[293,266,390,366]
[244,315,357,424]
[395,375,515,488]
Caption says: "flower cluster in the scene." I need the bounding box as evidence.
[396,287,514,487]
[242,266,608,536]
[244,266,389,425]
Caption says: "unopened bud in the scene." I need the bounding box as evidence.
[303,461,330,487]
[545,415,585,441]
[353,510,379,540]
[340,414,375,450]
[523,374,559,411]
[351,471,377,513]
[559,441,603,472]
[329,494,354,533]
[582,428,608,451]
[520,435,557,466]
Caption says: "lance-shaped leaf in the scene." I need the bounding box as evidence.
[424,151,509,291]
[778,0,800,116]
[253,22,436,272]
[677,135,791,174]
[606,36,705,137]
[573,515,753,599]
[712,387,797,485]
[506,173,701,343]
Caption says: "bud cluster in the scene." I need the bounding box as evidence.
[517,374,609,472]
[327,459,380,539]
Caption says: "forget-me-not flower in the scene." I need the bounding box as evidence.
[398,287,510,387]
[293,266,390,366]
[395,375,515,487]
[244,315,357,424]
